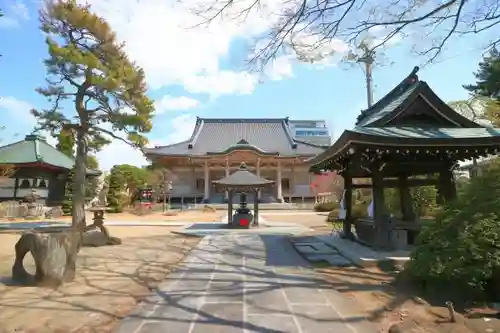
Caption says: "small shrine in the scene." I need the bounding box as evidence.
[308,66,500,250]
[212,162,274,228]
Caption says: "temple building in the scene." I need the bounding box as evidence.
[144,118,328,203]
[0,134,100,205]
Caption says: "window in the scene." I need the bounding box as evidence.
[19,179,31,189]
[281,178,290,190]
[295,130,328,136]
[196,179,205,190]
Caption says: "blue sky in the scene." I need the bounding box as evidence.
[0,0,492,170]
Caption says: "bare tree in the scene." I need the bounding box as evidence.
[191,0,500,69]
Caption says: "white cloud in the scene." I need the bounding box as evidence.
[97,114,197,171]
[77,0,307,96]
[266,55,294,81]
[183,71,258,96]
[155,96,200,113]
[0,96,57,146]
[0,2,29,29]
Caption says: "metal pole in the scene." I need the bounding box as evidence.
[357,51,375,108]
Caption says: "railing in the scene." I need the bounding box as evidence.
[0,201,47,218]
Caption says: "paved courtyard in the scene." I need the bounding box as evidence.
[115,233,376,333]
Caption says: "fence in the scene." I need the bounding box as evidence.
[0,201,47,218]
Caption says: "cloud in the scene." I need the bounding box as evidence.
[97,114,197,171]
[78,0,306,97]
[155,96,200,113]
[0,2,29,29]
[0,96,57,146]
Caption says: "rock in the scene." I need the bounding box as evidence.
[81,226,122,247]
[82,230,109,247]
[12,230,81,286]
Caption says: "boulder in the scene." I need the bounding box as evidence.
[81,226,122,247]
[12,230,81,286]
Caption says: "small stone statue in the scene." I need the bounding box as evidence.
[24,189,40,219]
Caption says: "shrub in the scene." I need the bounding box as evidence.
[326,208,340,222]
[314,201,338,212]
[406,160,500,301]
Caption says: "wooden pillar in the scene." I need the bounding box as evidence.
[398,175,415,221]
[256,159,261,200]
[203,161,210,201]
[253,189,259,225]
[13,177,19,200]
[276,161,282,202]
[343,172,354,239]
[228,189,233,224]
[438,165,457,203]
[225,159,230,200]
[372,168,389,249]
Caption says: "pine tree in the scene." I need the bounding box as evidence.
[31,0,154,230]
[464,48,500,99]
[106,166,125,213]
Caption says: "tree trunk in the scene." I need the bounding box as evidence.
[72,129,88,231]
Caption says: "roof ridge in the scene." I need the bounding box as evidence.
[281,119,298,148]
[294,139,329,148]
[356,66,420,126]
[197,117,288,123]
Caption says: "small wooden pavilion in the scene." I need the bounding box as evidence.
[213,162,274,227]
[308,66,500,250]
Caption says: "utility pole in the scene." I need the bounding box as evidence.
[357,50,375,108]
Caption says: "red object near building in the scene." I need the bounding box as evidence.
[310,171,339,194]
[240,218,249,227]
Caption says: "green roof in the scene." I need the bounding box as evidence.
[350,126,500,139]
[0,134,100,174]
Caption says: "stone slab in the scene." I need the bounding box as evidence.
[294,242,339,255]
[305,254,354,267]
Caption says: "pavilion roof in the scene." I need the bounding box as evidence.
[0,134,101,175]
[308,66,500,173]
[145,118,325,158]
[212,162,274,189]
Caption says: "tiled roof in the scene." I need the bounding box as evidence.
[356,66,421,126]
[350,126,500,139]
[0,134,100,174]
[146,118,325,157]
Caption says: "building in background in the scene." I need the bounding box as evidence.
[288,119,331,146]
[145,117,328,204]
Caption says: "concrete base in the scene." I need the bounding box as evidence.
[317,234,411,268]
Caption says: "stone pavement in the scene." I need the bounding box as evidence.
[115,234,377,333]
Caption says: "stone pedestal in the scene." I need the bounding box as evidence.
[231,211,253,229]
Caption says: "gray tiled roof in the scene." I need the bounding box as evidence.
[146,118,325,157]
[351,126,500,139]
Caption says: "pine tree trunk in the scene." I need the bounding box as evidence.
[72,129,88,231]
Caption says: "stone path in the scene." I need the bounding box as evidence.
[115,234,377,333]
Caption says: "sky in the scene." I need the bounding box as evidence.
[0,0,495,171]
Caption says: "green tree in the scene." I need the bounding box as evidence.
[32,0,154,230]
[106,165,126,212]
[464,48,500,99]
[407,160,500,301]
[55,129,75,158]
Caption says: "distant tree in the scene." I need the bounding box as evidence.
[464,48,500,100]
[32,0,154,230]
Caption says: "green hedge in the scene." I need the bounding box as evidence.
[313,201,338,212]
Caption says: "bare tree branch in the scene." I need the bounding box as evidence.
[189,0,500,68]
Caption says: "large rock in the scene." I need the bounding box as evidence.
[12,230,81,286]
[81,226,122,247]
